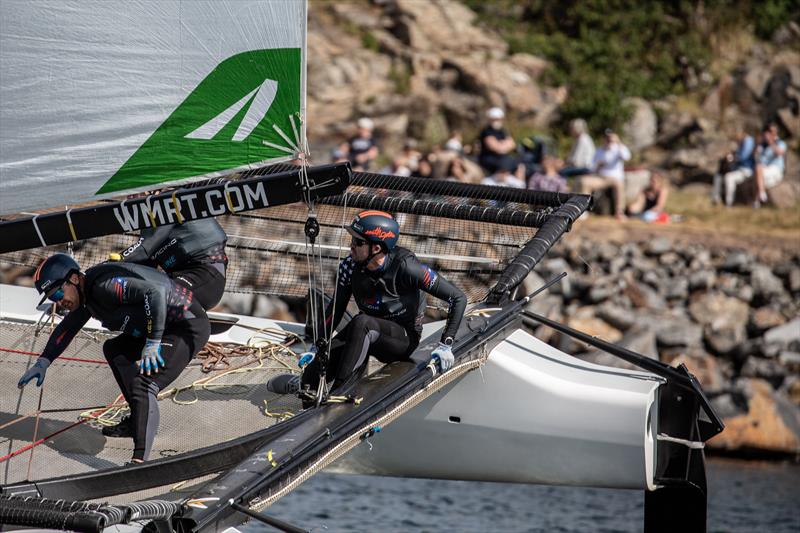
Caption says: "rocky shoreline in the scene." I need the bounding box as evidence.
[520,234,800,460]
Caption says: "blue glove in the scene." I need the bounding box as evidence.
[298,346,317,369]
[431,342,454,372]
[139,339,165,375]
[18,357,50,388]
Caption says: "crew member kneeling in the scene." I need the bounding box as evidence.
[268,211,466,397]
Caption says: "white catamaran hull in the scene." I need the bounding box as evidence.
[329,328,662,490]
[0,283,661,492]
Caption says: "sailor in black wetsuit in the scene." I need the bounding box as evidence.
[116,218,227,310]
[18,253,210,464]
[268,211,467,396]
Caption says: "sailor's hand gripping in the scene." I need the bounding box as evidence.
[431,342,454,372]
[139,339,165,376]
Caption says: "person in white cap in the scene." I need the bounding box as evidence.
[478,107,517,175]
[346,117,380,171]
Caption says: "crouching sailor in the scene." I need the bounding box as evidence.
[268,210,467,397]
[114,217,228,310]
[18,253,210,464]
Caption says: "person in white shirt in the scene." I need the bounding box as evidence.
[559,118,596,178]
[579,129,632,219]
[481,157,525,189]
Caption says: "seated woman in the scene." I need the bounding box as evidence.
[528,155,568,193]
[627,170,669,223]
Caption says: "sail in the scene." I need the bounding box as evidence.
[0,0,307,216]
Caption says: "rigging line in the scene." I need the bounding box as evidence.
[0,346,108,365]
[30,215,47,247]
[0,419,88,464]
[326,190,349,344]
[26,386,45,481]
[65,209,78,241]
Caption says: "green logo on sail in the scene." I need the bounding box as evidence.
[97,48,301,194]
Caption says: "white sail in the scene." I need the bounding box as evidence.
[0,0,307,216]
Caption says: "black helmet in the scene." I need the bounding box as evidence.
[34,253,80,303]
[346,210,399,251]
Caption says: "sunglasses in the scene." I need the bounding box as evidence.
[46,281,67,303]
[351,237,368,247]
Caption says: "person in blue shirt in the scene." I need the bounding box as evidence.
[712,128,755,207]
[753,123,787,208]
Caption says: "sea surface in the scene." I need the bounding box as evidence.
[241,458,799,533]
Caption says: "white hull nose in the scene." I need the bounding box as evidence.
[331,328,663,490]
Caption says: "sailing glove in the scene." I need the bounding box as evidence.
[298,346,317,369]
[18,357,50,388]
[139,339,165,376]
[431,343,454,372]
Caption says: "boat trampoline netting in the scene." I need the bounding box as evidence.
[0,318,305,487]
[0,164,566,310]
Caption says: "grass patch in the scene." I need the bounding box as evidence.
[666,187,800,234]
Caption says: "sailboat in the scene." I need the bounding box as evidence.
[0,2,723,532]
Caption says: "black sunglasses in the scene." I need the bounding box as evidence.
[351,237,368,247]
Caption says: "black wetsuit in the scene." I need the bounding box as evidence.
[122,218,227,310]
[40,262,210,461]
[303,247,466,391]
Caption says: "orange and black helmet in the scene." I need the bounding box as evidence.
[346,210,399,251]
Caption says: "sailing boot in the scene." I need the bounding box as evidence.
[266,374,301,395]
[102,416,133,438]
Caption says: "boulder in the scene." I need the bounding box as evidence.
[708,379,800,456]
[709,392,748,419]
[688,269,716,291]
[764,318,800,347]
[749,306,787,335]
[623,279,666,310]
[595,303,638,331]
[655,318,703,349]
[688,292,749,330]
[741,356,788,388]
[577,325,658,370]
[766,180,799,210]
[670,350,726,394]
[622,97,657,150]
[749,265,786,302]
[567,312,623,344]
[645,237,672,256]
[721,250,754,273]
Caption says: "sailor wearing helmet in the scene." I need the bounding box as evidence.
[268,211,467,398]
[19,253,210,464]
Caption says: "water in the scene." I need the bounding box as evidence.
[241,459,799,533]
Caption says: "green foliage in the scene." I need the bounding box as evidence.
[751,0,799,39]
[462,0,798,135]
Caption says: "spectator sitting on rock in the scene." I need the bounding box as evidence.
[445,156,468,182]
[331,146,349,164]
[559,118,596,178]
[579,129,631,220]
[411,153,435,179]
[627,170,669,223]
[444,131,463,154]
[753,123,787,208]
[478,107,517,175]
[712,127,755,207]
[481,156,525,189]
[528,155,568,193]
[347,117,380,171]
[379,156,412,177]
[400,138,422,174]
